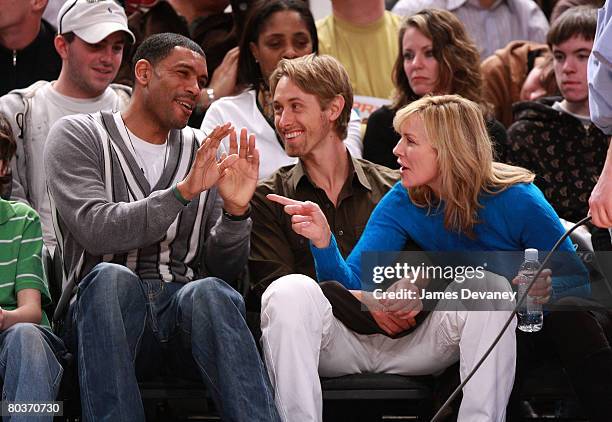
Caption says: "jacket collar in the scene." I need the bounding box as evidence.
[288,151,372,192]
[0,198,16,225]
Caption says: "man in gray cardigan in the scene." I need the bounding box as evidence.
[44,33,279,422]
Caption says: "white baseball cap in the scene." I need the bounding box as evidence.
[57,0,135,44]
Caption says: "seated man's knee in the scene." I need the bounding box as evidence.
[182,277,244,311]
[261,274,319,315]
[76,263,146,324]
[78,262,141,300]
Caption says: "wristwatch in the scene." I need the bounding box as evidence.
[222,205,251,221]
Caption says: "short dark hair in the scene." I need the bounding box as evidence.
[60,32,76,43]
[237,0,318,88]
[132,33,205,70]
[547,6,598,47]
[0,113,16,163]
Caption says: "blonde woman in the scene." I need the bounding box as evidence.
[262,94,589,421]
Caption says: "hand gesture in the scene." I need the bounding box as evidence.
[207,47,240,100]
[177,123,238,201]
[512,268,552,304]
[218,128,260,214]
[267,194,332,248]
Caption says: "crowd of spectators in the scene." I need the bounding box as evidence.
[0,0,611,421]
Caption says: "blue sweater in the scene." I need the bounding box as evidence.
[311,182,590,299]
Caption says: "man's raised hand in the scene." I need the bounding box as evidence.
[177,123,237,201]
[218,128,260,215]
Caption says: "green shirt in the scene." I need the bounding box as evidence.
[0,199,51,327]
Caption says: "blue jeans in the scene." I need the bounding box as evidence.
[0,323,66,422]
[64,263,279,422]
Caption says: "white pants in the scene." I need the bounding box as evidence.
[261,274,516,422]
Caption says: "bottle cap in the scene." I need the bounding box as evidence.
[525,248,538,261]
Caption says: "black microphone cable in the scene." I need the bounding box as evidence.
[430,215,593,422]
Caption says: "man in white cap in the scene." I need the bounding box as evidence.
[0,0,135,252]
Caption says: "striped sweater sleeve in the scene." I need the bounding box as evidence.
[14,207,50,303]
[44,114,186,256]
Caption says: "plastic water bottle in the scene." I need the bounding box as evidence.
[517,248,543,332]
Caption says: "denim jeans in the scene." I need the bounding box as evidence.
[64,262,279,422]
[0,323,66,422]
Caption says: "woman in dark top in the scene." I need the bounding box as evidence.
[363,9,507,169]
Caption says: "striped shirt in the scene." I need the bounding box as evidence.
[392,0,549,60]
[0,199,51,327]
[44,111,252,320]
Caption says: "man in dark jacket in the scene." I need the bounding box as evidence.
[0,0,61,96]
[507,6,609,224]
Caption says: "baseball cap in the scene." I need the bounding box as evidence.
[57,0,136,44]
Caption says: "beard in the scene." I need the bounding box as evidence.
[64,60,112,98]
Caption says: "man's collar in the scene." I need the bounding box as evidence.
[288,159,309,192]
[351,154,372,191]
[288,151,372,192]
[0,198,16,225]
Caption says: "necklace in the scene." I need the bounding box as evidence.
[123,122,169,179]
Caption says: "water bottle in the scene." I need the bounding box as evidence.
[517,248,543,332]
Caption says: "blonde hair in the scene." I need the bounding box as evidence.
[393,94,534,237]
[269,54,353,139]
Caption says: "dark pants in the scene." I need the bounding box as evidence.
[63,262,280,422]
[510,296,612,422]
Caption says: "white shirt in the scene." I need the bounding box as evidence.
[15,82,127,250]
[202,89,363,180]
[44,83,124,127]
[552,101,592,129]
[124,128,168,187]
[392,0,549,60]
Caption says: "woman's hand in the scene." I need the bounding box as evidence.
[379,278,423,320]
[205,47,240,101]
[267,194,332,248]
[512,268,552,304]
[350,287,419,336]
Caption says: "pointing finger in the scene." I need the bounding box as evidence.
[267,194,303,206]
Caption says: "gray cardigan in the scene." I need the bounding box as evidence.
[44,111,251,319]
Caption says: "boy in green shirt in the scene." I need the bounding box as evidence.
[0,114,65,420]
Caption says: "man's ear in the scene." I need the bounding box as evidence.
[134,59,153,87]
[54,35,69,60]
[326,95,345,123]
[32,0,48,14]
